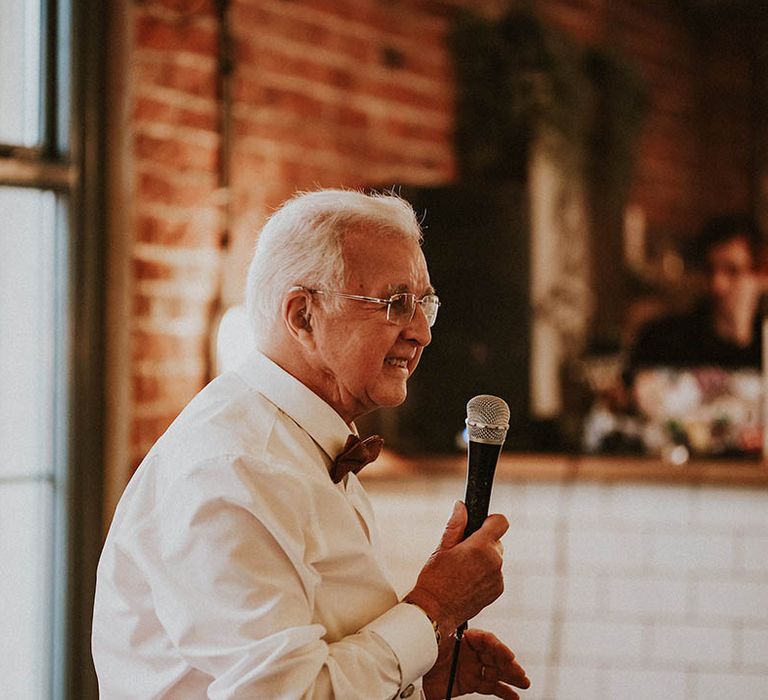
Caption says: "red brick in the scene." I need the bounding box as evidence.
[382,117,451,143]
[137,170,220,207]
[133,374,160,403]
[279,0,378,27]
[147,0,217,15]
[133,294,151,318]
[335,104,370,130]
[133,258,175,281]
[229,150,269,176]
[135,11,219,56]
[252,48,359,91]
[234,79,328,119]
[134,56,218,99]
[362,78,453,113]
[134,95,218,132]
[135,132,220,171]
[542,1,607,44]
[232,5,371,63]
[133,293,206,320]
[131,329,207,363]
[132,372,206,404]
[379,46,453,84]
[137,214,220,248]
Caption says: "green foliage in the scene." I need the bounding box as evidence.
[450,7,648,198]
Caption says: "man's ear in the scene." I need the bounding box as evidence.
[282,287,315,346]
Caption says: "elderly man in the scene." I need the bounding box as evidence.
[93,189,529,699]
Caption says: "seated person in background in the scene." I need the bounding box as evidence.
[629,213,766,371]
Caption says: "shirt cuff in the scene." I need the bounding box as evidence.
[361,601,439,691]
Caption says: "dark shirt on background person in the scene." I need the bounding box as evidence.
[629,301,761,370]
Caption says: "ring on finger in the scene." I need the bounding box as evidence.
[480,665,487,679]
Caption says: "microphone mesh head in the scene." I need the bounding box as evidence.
[466,394,510,445]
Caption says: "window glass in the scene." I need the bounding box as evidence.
[0,187,57,478]
[0,0,43,147]
[0,481,53,700]
[0,187,60,700]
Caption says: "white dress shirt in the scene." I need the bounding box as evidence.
[92,351,438,699]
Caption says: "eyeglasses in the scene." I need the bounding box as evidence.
[303,287,440,327]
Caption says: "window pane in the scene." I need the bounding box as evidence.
[0,480,53,700]
[0,0,42,146]
[0,188,57,478]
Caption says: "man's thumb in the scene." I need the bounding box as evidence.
[439,500,467,549]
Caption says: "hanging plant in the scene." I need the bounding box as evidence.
[449,7,648,198]
[584,45,648,209]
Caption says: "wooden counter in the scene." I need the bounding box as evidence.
[362,450,768,486]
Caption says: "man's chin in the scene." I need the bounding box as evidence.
[371,385,409,410]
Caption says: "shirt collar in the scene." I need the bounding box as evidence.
[234,350,354,462]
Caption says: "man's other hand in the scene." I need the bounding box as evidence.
[423,628,530,700]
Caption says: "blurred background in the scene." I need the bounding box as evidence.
[2,0,767,697]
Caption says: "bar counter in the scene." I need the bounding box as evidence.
[363,450,768,486]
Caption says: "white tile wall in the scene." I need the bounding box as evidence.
[551,664,602,700]
[652,623,734,665]
[651,532,734,572]
[606,576,688,616]
[560,619,646,661]
[604,667,689,700]
[694,672,768,699]
[365,475,768,700]
[744,535,768,573]
[742,626,768,668]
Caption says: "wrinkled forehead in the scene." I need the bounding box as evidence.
[342,228,432,291]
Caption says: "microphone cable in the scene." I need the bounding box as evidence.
[444,622,466,699]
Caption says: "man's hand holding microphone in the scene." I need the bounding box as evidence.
[405,396,530,699]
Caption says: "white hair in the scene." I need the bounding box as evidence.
[245,189,423,341]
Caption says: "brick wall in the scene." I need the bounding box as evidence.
[698,19,756,219]
[122,0,758,468]
[130,0,224,465]
[369,475,768,700]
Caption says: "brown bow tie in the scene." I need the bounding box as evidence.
[331,434,384,483]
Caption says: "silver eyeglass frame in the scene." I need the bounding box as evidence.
[295,286,440,327]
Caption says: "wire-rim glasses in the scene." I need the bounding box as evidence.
[302,287,440,327]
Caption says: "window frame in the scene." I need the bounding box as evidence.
[0,0,107,697]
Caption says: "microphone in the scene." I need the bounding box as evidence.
[446,394,510,700]
[462,394,510,538]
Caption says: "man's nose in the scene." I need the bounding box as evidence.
[403,304,432,347]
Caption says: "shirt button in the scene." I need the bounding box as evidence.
[399,684,415,698]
